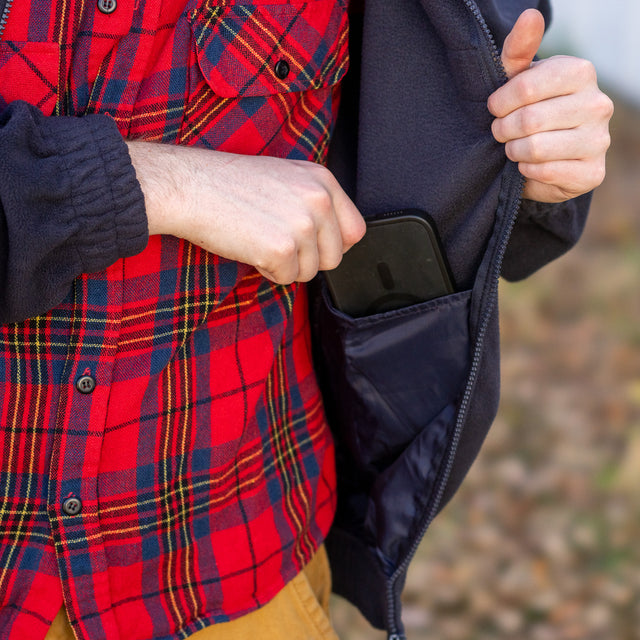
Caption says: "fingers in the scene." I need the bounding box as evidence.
[295,183,339,281]
[521,158,606,193]
[294,166,365,282]
[488,25,614,204]
[250,161,365,284]
[520,158,607,203]
[503,123,611,166]
[324,172,367,254]
[491,93,586,143]
[489,56,598,118]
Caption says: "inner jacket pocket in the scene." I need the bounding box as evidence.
[312,281,472,475]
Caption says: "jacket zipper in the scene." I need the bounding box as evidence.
[385,2,524,637]
[385,177,524,638]
[0,0,13,40]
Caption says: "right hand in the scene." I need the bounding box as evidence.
[127,141,366,284]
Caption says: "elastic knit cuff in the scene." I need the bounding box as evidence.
[518,194,591,243]
[502,193,592,281]
[41,113,149,274]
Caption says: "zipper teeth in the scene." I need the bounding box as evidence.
[0,0,13,40]
[385,1,516,635]
[463,0,506,77]
[424,173,525,521]
[385,171,524,638]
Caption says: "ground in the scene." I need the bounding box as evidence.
[331,97,640,640]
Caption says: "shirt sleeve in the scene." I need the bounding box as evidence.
[0,100,149,324]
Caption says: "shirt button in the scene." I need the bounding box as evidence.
[97,0,117,14]
[76,375,96,394]
[274,59,290,80]
[62,497,82,516]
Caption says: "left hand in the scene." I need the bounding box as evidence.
[487,9,614,203]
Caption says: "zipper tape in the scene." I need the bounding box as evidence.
[384,1,522,635]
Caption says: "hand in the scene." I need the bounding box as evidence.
[487,9,614,203]
[127,142,366,284]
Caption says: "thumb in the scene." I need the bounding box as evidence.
[501,9,546,78]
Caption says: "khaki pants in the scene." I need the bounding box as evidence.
[45,545,338,640]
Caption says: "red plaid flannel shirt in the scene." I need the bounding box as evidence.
[0,0,348,637]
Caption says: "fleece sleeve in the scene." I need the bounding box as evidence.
[501,193,591,281]
[0,100,148,324]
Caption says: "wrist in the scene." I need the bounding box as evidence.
[126,139,185,238]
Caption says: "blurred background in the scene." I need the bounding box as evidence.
[332,3,640,638]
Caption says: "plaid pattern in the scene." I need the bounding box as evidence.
[0,0,348,637]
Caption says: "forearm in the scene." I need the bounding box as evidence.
[126,140,365,285]
[0,101,148,324]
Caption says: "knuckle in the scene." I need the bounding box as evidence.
[271,272,295,286]
[487,94,497,115]
[525,136,546,163]
[296,270,315,283]
[321,252,342,272]
[520,107,542,136]
[598,129,612,153]
[529,162,554,184]
[270,235,297,263]
[589,161,606,188]
[604,95,615,119]
[294,212,316,236]
[595,92,615,120]
[518,161,535,181]
[307,184,333,215]
[586,125,611,156]
[576,58,597,83]
[342,217,366,248]
[515,77,537,104]
[348,222,367,246]
[298,256,320,282]
[308,161,330,177]
[307,162,334,186]
[256,257,295,285]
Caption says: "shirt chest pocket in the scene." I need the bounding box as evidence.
[0,41,60,114]
[180,0,349,155]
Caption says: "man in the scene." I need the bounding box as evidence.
[0,1,611,639]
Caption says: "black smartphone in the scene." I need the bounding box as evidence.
[324,209,455,317]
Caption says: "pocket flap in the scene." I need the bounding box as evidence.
[189,0,349,98]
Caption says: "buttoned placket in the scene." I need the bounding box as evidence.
[42,0,166,631]
[47,267,124,638]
